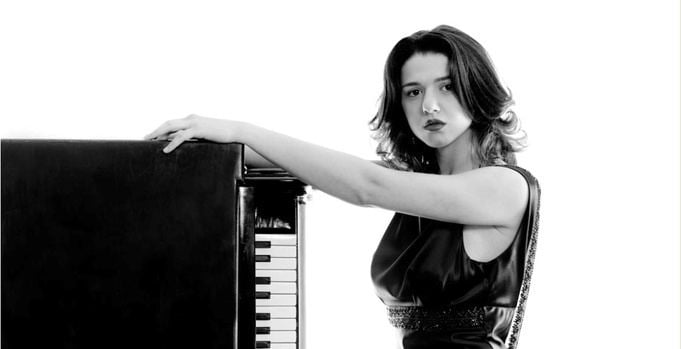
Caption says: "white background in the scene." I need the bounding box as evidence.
[1,1,679,348]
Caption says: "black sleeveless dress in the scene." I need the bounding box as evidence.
[370,166,540,349]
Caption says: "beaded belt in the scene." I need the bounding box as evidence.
[386,305,486,332]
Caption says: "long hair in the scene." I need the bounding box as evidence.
[369,25,526,172]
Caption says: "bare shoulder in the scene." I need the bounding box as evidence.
[469,166,529,191]
[461,166,530,226]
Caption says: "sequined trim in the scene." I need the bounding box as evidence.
[386,305,485,332]
[504,166,541,349]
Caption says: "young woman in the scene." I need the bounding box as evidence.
[146,25,540,349]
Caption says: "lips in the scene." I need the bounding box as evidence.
[424,119,446,131]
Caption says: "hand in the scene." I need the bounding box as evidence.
[144,114,241,153]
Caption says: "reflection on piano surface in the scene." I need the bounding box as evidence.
[1,140,308,349]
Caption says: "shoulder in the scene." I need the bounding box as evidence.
[472,165,537,192]
[461,166,530,222]
[495,165,538,185]
[463,165,530,188]
[490,165,540,205]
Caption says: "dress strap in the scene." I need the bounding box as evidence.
[495,165,541,349]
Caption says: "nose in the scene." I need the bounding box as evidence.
[422,89,440,115]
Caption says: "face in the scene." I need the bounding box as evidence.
[400,52,472,151]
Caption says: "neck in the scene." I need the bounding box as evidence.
[436,129,478,175]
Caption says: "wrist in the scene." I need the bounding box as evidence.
[231,120,254,145]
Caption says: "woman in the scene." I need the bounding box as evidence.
[146,25,540,349]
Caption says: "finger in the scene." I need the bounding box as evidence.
[147,120,184,140]
[145,119,190,140]
[151,133,171,141]
[162,130,193,153]
[144,128,165,140]
[162,137,182,153]
[162,131,182,141]
[149,125,187,142]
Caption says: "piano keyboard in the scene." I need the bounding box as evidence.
[255,233,299,349]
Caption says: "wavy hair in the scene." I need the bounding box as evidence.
[369,25,526,173]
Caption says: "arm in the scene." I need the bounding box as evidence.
[145,115,528,228]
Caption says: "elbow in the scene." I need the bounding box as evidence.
[354,189,373,207]
[337,184,372,207]
[330,161,384,207]
[353,169,383,207]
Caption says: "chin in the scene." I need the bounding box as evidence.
[419,135,454,149]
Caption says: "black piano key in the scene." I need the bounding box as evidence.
[255,241,272,248]
[256,313,271,320]
[255,327,270,335]
[256,341,271,348]
[255,277,271,284]
[255,255,271,262]
[255,291,271,299]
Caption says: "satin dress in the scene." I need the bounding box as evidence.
[371,166,540,349]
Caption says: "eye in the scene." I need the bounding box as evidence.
[405,89,421,97]
[441,83,453,91]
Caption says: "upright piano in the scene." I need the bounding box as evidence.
[1,140,307,349]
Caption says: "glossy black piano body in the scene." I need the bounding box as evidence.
[1,140,306,349]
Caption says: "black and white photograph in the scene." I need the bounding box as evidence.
[1,1,679,348]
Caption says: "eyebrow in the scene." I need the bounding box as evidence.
[401,76,451,89]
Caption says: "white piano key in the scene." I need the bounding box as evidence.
[256,245,297,257]
[255,234,297,245]
[256,257,297,270]
[256,282,297,294]
[256,318,297,331]
[256,294,297,306]
[256,331,297,343]
[269,344,296,349]
[256,306,297,318]
[256,270,297,282]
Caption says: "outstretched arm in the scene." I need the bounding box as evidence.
[145,115,528,228]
